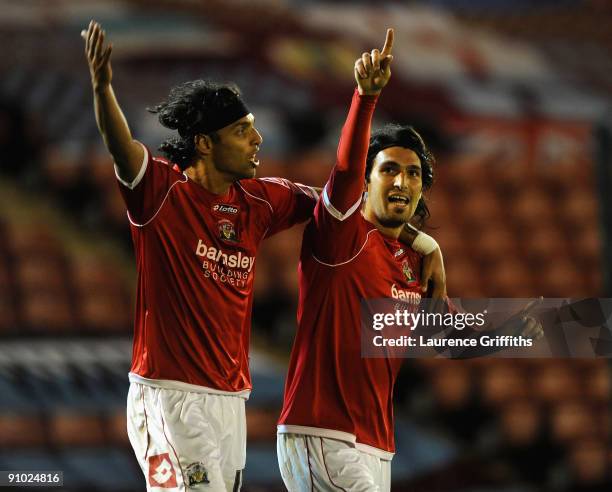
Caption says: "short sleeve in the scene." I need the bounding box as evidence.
[238,178,317,238]
[115,142,186,225]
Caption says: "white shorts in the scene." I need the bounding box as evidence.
[277,433,391,492]
[127,382,246,491]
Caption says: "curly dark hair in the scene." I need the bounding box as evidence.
[148,80,243,170]
[366,123,435,226]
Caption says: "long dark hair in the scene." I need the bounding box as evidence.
[148,80,243,170]
[366,123,435,226]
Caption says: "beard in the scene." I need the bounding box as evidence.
[215,159,255,180]
[376,214,407,228]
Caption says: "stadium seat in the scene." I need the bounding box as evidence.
[537,260,585,297]
[459,189,504,234]
[20,291,75,333]
[550,400,597,444]
[444,257,484,297]
[0,413,47,448]
[475,226,518,266]
[70,257,128,295]
[105,411,130,447]
[566,437,609,490]
[78,292,131,333]
[523,226,567,269]
[480,362,529,406]
[560,189,600,234]
[246,407,278,443]
[430,363,471,409]
[14,256,69,294]
[5,222,65,259]
[532,363,581,403]
[582,363,610,402]
[48,412,106,448]
[433,225,466,260]
[424,191,452,226]
[508,187,555,233]
[498,399,541,447]
[571,225,602,270]
[483,258,535,297]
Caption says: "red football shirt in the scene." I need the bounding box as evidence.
[278,90,423,458]
[116,144,316,396]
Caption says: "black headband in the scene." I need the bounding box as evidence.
[179,97,251,138]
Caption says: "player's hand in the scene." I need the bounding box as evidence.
[420,246,447,298]
[82,20,113,92]
[495,297,545,340]
[355,28,394,95]
[516,297,545,340]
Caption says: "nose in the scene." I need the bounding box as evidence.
[393,172,407,190]
[252,127,263,146]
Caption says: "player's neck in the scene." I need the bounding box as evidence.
[185,160,233,195]
[361,209,403,239]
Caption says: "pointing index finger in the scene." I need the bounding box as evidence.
[520,296,543,316]
[381,28,394,57]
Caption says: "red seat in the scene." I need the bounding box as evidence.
[434,225,466,259]
[559,189,600,234]
[459,190,504,234]
[484,259,535,297]
[523,226,567,268]
[537,261,585,297]
[476,227,518,266]
[532,363,581,403]
[21,291,75,332]
[105,411,130,447]
[246,407,278,443]
[551,400,597,443]
[14,257,68,294]
[0,413,47,448]
[480,362,529,406]
[445,257,484,297]
[509,187,555,233]
[78,291,132,333]
[48,412,106,448]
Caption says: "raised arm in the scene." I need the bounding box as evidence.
[325,29,394,215]
[82,21,143,182]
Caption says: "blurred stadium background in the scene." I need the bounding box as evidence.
[0,0,610,491]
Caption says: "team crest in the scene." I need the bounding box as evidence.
[218,219,238,243]
[186,462,210,486]
[402,260,416,282]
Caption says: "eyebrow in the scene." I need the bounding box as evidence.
[230,120,252,130]
[379,161,421,169]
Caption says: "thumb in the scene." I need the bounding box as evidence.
[381,55,393,76]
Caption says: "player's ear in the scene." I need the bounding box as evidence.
[194,134,213,156]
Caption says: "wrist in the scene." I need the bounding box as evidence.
[412,231,439,256]
[93,82,111,94]
[357,86,381,96]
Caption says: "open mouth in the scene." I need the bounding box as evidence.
[388,194,410,206]
[249,154,259,167]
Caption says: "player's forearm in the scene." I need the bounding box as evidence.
[93,84,143,180]
[336,89,378,174]
[326,90,378,212]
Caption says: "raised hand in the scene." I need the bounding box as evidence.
[82,21,113,92]
[490,297,545,341]
[355,28,394,95]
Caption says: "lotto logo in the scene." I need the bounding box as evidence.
[148,453,177,488]
[212,203,239,214]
